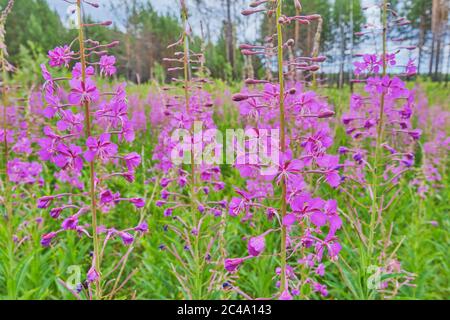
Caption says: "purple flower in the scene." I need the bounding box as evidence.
[247,236,265,257]
[354,54,382,75]
[405,59,417,76]
[61,215,78,230]
[53,143,84,173]
[408,129,422,140]
[156,200,166,207]
[316,263,325,276]
[134,222,148,233]
[229,197,245,216]
[312,282,328,297]
[84,134,118,162]
[129,198,145,208]
[37,196,55,209]
[283,214,297,226]
[100,190,119,205]
[124,152,141,172]
[279,289,293,300]
[99,55,117,76]
[48,45,73,68]
[316,155,341,188]
[68,78,100,105]
[41,232,57,247]
[118,232,134,245]
[224,258,245,272]
[87,267,99,283]
[72,62,95,79]
[163,208,173,217]
[57,110,84,134]
[50,207,63,219]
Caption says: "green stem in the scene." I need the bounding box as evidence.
[181,6,196,211]
[276,0,288,295]
[181,4,204,299]
[76,0,101,299]
[367,0,388,298]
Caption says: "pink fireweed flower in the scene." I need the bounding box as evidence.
[279,289,293,300]
[61,214,79,230]
[354,54,382,75]
[118,232,134,245]
[134,222,148,233]
[228,188,256,217]
[123,152,141,172]
[72,62,95,79]
[312,282,328,297]
[87,266,100,283]
[405,59,417,76]
[316,155,341,188]
[99,55,117,76]
[247,236,266,257]
[99,190,120,205]
[84,134,118,162]
[128,198,145,208]
[68,78,100,105]
[53,143,84,173]
[7,159,42,184]
[40,232,58,247]
[48,45,74,68]
[37,196,55,209]
[224,257,246,272]
[57,110,84,135]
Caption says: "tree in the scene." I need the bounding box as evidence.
[402,0,433,75]
[1,0,69,67]
[331,0,365,88]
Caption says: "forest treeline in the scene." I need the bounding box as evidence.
[1,0,448,85]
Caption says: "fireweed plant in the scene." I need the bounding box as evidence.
[338,0,420,299]
[0,0,15,235]
[411,88,449,198]
[0,84,47,299]
[37,0,146,299]
[226,0,342,300]
[152,0,227,299]
[0,0,47,299]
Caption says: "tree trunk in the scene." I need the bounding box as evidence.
[350,0,354,93]
[338,15,345,89]
[294,7,301,81]
[225,0,235,78]
[418,14,425,74]
[428,32,435,78]
[434,37,441,81]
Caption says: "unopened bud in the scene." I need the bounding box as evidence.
[318,109,335,118]
[241,8,265,16]
[232,94,249,102]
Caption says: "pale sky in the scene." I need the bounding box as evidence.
[47,0,260,42]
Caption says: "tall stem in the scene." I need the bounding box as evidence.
[181,8,196,206]
[76,0,101,299]
[276,0,288,295]
[181,4,203,298]
[367,0,388,284]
